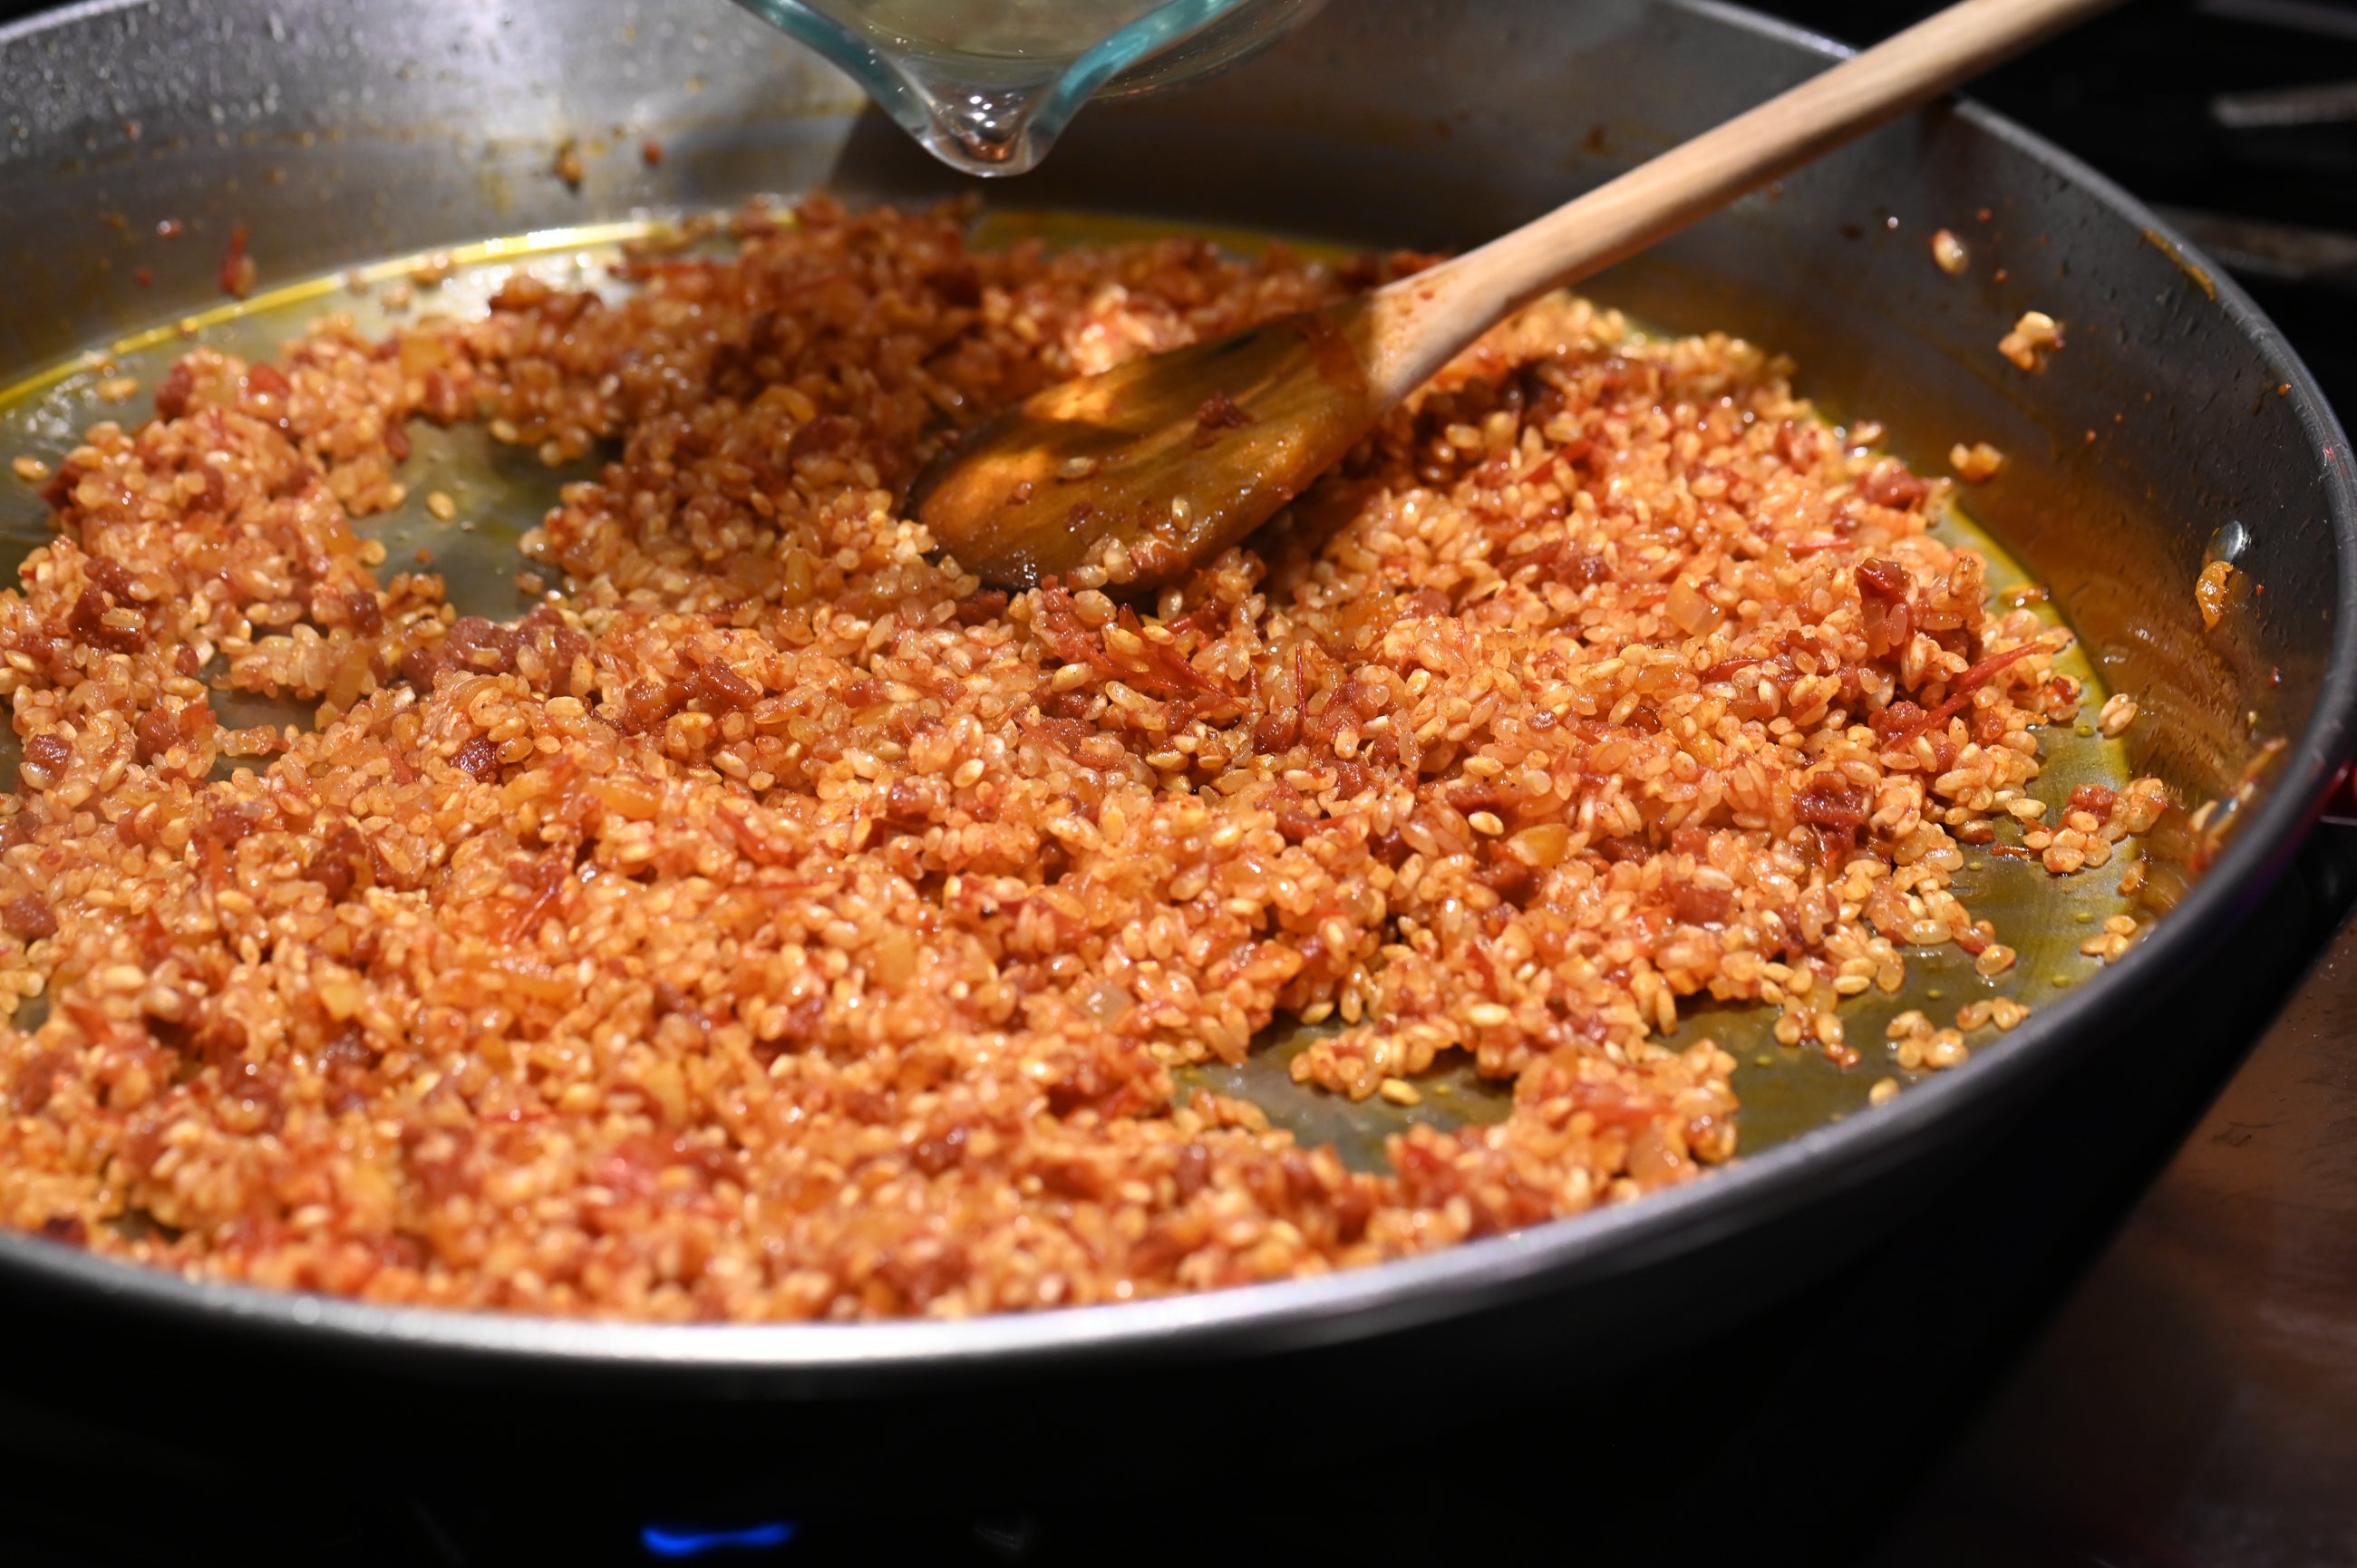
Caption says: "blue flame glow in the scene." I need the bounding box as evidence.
[639,1520,799,1557]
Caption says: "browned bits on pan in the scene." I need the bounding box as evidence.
[134,698,215,773]
[1855,557,1910,602]
[34,1214,85,1246]
[2196,559,2237,631]
[1794,776,1867,829]
[0,197,2171,1321]
[219,220,257,299]
[1,896,55,942]
[1194,390,1256,433]
[2069,783,2116,824]
[16,733,71,791]
[451,734,501,781]
[1856,459,1929,509]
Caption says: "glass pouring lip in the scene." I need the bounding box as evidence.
[726,0,1262,175]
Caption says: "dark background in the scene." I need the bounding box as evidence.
[1752,0,2357,413]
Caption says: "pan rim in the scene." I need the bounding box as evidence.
[1,0,2352,1388]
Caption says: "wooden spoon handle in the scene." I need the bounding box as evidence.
[1366,0,2124,398]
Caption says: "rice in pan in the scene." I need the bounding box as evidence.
[0,198,2163,1319]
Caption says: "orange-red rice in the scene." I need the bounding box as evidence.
[0,198,2164,1320]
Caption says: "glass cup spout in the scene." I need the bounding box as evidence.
[727,0,1327,176]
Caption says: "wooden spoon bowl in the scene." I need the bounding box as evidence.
[917,0,2120,590]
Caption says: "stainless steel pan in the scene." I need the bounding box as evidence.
[0,0,2351,1515]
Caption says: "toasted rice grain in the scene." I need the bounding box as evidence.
[1949,441,2005,483]
[1999,311,2062,372]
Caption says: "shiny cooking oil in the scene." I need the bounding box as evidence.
[0,211,2145,1164]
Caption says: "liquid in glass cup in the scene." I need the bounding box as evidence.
[729,0,1327,174]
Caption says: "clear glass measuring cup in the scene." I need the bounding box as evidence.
[727,0,1328,176]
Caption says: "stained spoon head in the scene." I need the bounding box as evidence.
[914,295,1383,589]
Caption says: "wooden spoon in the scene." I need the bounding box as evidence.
[916,0,2119,589]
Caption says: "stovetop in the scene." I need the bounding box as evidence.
[1871,853,2357,1568]
[0,0,2352,1563]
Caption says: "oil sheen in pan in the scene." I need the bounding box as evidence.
[0,211,2144,1174]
